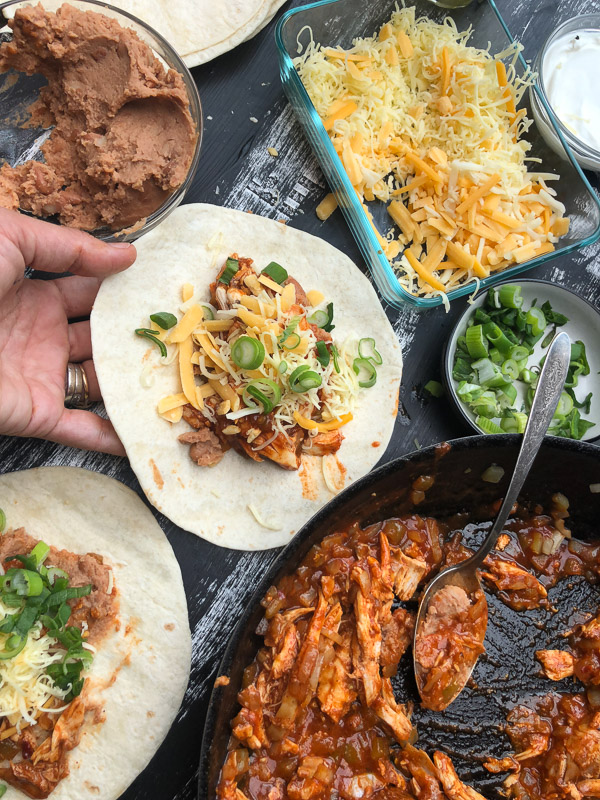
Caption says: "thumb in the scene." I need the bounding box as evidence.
[0,208,137,278]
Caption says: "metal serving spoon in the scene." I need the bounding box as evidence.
[413,330,572,710]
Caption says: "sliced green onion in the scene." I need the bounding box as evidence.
[279,317,300,348]
[321,302,335,333]
[541,300,568,327]
[315,341,330,367]
[489,348,503,365]
[231,336,266,370]
[353,358,377,389]
[501,359,520,381]
[0,783,7,797]
[331,345,341,374]
[219,258,239,285]
[526,307,546,336]
[498,382,517,405]
[281,332,301,351]
[278,361,288,375]
[0,634,26,660]
[472,358,499,386]
[243,379,282,413]
[498,284,523,309]
[150,312,177,330]
[135,329,167,358]
[424,380,443,398]
[465,325,489,359]
[472,391,498,418]
[508,345,530,362]
[261,262,288,284]
[520,368,535,384]
[358,337,382,366]
[456,382,483,402]
[483,322,513,354]
[289,365,322,393]
[30,542,49,568]
[11,570,44,598]
[201,304,215,321]
[307,309,329,328]
[476,416,504,434]
[0,509,5,533]
[555,392,574,418]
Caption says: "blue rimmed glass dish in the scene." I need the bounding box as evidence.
[275,0,600,309]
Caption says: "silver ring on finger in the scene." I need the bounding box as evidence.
[64,362,91,409]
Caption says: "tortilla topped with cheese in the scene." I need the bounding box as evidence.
[92,204,403,550]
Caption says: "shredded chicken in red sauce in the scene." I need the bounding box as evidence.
[217,503,600,800]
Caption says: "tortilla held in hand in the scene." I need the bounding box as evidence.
[0,467,190,799]
[92,204,402,550]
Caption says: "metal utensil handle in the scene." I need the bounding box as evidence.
[470,331,572,567]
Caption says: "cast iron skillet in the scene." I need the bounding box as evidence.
[199,434,600,799]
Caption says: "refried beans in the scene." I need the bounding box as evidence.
[0,3,198,231]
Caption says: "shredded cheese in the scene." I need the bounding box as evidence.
[295,7,569,299]
[0,606,70,728]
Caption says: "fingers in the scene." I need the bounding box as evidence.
[0,208,137,278]
[46,409,126,456]
[68,321,91,362]
[55,275,102,318]
[81,359,101,402]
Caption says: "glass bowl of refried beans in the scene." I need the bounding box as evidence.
[0,0,202,241]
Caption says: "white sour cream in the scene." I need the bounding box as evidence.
[543,29,600,152]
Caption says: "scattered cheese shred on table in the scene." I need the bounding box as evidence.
[295,7,569,300]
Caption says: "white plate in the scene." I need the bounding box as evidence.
[444,279,600,442]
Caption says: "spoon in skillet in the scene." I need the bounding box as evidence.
[413,330,572,711]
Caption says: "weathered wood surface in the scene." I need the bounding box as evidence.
[0,0,598,797]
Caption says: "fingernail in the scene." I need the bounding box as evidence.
[108,242,132,249]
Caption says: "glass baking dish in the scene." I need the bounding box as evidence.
[275,0,600,309]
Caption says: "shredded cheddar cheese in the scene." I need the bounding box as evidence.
[295,7,569,300]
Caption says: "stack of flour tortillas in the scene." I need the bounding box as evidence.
[115,0,288,66]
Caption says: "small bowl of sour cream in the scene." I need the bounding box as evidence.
[531,14,600,172]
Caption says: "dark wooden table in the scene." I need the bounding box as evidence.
[1,0,599,797]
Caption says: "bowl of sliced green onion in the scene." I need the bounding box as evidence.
[444,280,600,442]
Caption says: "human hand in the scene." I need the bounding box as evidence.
[0,209,136,455]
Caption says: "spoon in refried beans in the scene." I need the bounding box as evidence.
[413,331,572,711]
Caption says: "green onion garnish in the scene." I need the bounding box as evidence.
[219,258,239,285]
[243,379,282,414]
[289,365,322,393]
[483,322,513,354]
[281,332,301,351]
[331,344,341,374]
[321,302,335,333]
[201,304,215,321]
[452,285,593,441]
[150,312,177,330]
[465,325,489,359]
[498,284,523,309]
[315,341,330,367]
[231,336,265,370]
[424,380,444,398]
[278,361,288,375]
[526,307,546,336]
[0,782,7,796]
[353,358,377,389]
[279,317,300,349]
[475,416,504,434]
[358,337,382,365]
[261,262,288,284]
[135,329,167,358]
[0,540,95,696]
[0,509,5,533]
[307,309,329,328]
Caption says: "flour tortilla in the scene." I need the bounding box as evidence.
[92,204,402,550]
[110,0,288,67]
[0,467,191,800]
